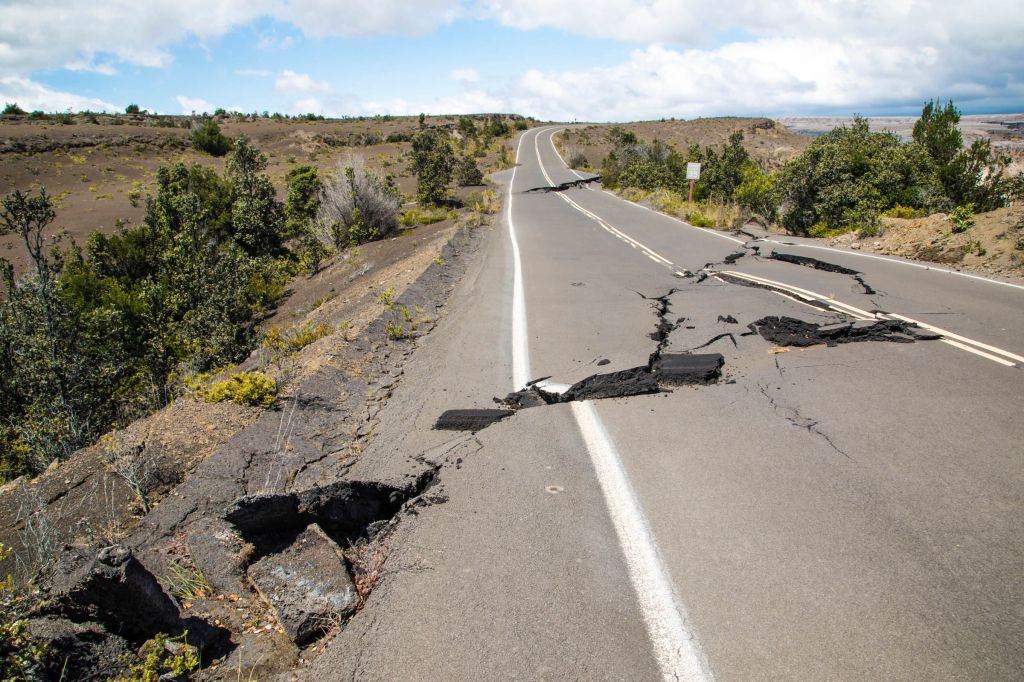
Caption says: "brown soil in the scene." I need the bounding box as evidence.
[558,117,810,172]
[0,114,513,276]
[827,206,1024,281]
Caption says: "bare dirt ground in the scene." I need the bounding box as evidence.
[0,113,514,275]
[827,206,1024,281]
[558,117,811,171]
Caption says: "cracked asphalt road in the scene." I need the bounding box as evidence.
[300,127,1024,681]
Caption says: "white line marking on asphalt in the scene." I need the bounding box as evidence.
[881,313,1024,364]
[571,401,713,682]
[760,239,1024,292]
[512,127,712,682]
[508,131,531,389]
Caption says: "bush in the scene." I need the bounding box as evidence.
[779,117,942,234]
[1,544,48,679]
[566,148,588,170]
[190,119,231,157]
[226,137,285,256]
[125,103,140,115]
[204,372,277,407]
[314,160,401,248]
[950,204,975,233]
[2,103,25,116]
[882,205,926,219]
[409,128,455,204]
[263,321,333,354]
[734,163,780,222]
[455,155,484,186]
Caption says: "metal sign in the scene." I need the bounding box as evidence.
[686,162,701,180]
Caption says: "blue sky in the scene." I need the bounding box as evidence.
[1,1,1021,121]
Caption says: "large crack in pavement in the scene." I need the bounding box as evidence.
[522,177,601,193]
[765,252,878,295]
[437,287,725,432]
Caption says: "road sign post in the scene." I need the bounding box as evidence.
[686,162,701,208]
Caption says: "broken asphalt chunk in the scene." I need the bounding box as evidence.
[48,544,181,641]
[562,366,660,401]
[749,316,939,347]
[434,408,514,431]
[247,524,358,645]
[225,480,407,539]
[652,353,725,385]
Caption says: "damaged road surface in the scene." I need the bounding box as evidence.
[300,127,1024,682]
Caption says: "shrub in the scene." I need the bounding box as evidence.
[950,204,975,233]
[779,116,942,234]
[125,103,140,115]
[514,119,529,131]
[455,155,484,186]
[1,544,48,679]
[409,128,455,204]
[190,119,231,157]
[314,160,401,248]
[2,103,25,116]
[882,205,926,219]
[734,163,780,222]
[226,137,285,256]
[110,632,199,681]
[399,206,453,227]
[566,148,588,170]
[204,372,277,407]
[263,321,333,354]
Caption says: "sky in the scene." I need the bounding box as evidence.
[0,1,1021,121]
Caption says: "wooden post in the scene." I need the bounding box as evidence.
[688,179,694,208]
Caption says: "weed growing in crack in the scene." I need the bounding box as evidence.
[378,287,396,308]
[164,560,212,601]
[385,320,407,340]
[344,539,389,611]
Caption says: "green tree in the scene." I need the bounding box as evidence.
[410,128,455,204]
[125,103,141,115]
[780,117,942,234]
[455,155,484,186]
[912,99,1015,210]
[285,165,322,229]
[191,119,231,156]
[226,137,285,257]
[2,103,25,116]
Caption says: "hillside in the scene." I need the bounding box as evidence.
[0,113,520,275]
[557,117,811,172]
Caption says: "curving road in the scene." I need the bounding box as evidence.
[303,126,1024,681]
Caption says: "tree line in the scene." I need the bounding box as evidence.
[600,100,1022,236]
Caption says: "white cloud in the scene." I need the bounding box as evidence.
[291,97,324,114]
[0,76,118,112]
[176,94,215,114]
[451,68,480,84]
[64,60,117,76]
[274,0,461,38]
[274,70,332,96]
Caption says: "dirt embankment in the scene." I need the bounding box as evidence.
[827,206,1024,281]
[558,117,810,172]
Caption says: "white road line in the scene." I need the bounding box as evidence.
[509,131,531,389]
[511,127,712,682]
[881,313,1024,364]
[571,401,713,682]
[545,127,591,184]
[760,239,1024,292]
